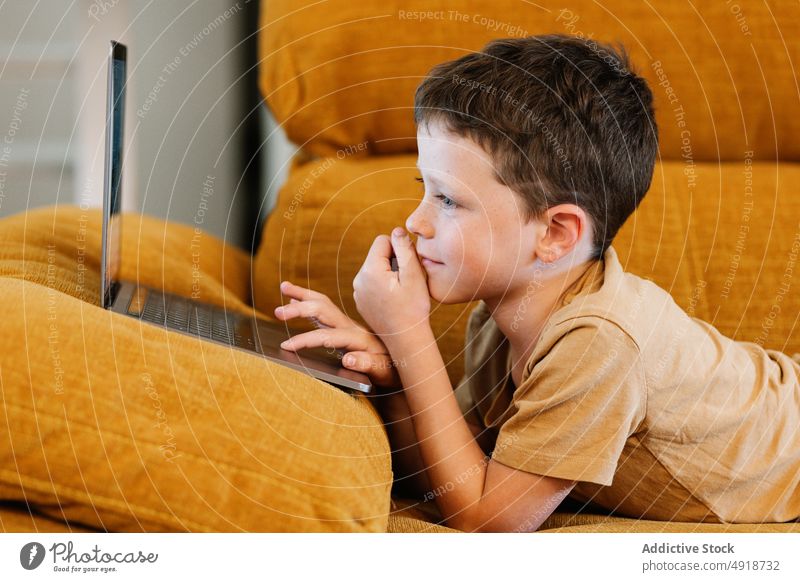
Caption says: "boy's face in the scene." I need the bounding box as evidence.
[407,120,545,305]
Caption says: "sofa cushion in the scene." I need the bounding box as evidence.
[386,498,459,533]
[387,495,800,532]
[254,156,800,382]
[540,520,800,533]
[0,206,392,532]
[0,205,253,311]
[259,0,800,161]
[0,502,98,533]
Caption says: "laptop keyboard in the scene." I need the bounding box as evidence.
[129,287,257,350]
[120,284,370,392]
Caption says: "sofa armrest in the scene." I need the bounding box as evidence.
[0,205,253,313]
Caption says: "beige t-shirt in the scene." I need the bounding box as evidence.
[455,245,800,523]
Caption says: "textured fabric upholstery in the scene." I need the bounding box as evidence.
[259,0,800,161]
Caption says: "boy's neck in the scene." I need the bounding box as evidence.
[484,257,599,381]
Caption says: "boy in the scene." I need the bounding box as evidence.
[274,34,800,532]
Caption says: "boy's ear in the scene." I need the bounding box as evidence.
[535,204,588,263]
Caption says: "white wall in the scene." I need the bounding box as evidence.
[0,2,80,217]
[0,0,270,250]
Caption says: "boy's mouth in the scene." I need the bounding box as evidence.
[417,252,444,267]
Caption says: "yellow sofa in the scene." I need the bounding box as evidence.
[1,0,799,533]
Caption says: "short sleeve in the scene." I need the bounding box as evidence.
[491,317,646,486]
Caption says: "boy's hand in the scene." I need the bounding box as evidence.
[352,227,431,340]
[274,281,402,388]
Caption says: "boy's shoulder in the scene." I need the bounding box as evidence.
[544,246,678,350]
[464,246,692,376]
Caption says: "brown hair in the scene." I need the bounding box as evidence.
[414,34,658,260]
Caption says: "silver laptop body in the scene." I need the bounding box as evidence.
[99,41,371,393]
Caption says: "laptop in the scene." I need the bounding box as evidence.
[100,41,372,393]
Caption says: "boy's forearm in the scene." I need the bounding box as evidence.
[383,327,489,530]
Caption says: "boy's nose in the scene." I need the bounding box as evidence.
[406,202,434,239]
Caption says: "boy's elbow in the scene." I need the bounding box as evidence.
[443,513,480,533]
[445,507,535,533]
[447,502,549,533]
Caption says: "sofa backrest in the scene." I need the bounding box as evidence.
[258,0,800,162]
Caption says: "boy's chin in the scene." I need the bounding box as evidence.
[427,281,476,305]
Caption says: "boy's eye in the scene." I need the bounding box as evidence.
[414,176,457,209]
[435,194,457,209]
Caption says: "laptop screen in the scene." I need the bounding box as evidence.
[100,41,126,308]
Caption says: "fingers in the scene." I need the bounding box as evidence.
[341,351,401,388]
[286,297,328,329]
[279,280,325,302]
[274,300,330,327]
[363,234,393,272]
[280,327,370,353]
[275,282,350,328]
[390,227,425,284]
